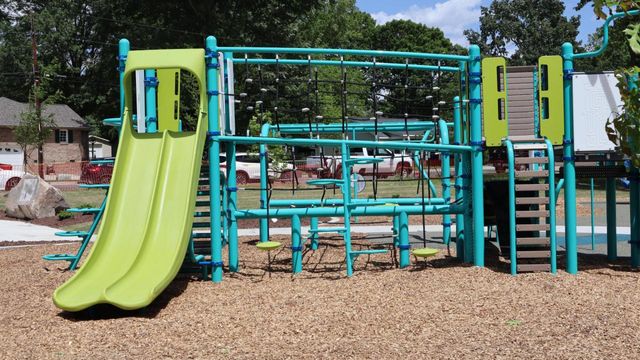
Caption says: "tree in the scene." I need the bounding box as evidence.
[14,92,56,172]
[464,0,581,66]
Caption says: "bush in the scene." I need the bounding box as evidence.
[57,211,74,221]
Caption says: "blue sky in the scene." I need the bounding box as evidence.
[356,0,599,45]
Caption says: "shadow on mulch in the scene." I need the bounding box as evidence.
[57,277,191,321]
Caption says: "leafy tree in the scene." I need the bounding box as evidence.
[464,0,581,66]
[14,90,56,171]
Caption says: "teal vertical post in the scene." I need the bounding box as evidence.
[144,69,157,133]
[206,36,223,282]
[222,171,228,246]
[606,176,617,261]
[631,168,640,267]
[506,140,517,275]
[545,139,557,274]
[468,45,485,267]
[118,39,129,116]
[341,142,355,276]
[399,211,410,268]
[561,42,578,274]
[291,214,303,273]
[259,125,269,243]
[439,119,451,245]
[310,217,319,250]
[454,96,465,260]
[590,177,595,250]
[393,215,400,247]
[227,142,238,271]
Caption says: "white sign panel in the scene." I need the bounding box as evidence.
[572,72,622,152]
[135,70,146,133]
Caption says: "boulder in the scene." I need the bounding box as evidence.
[5,174,69,219]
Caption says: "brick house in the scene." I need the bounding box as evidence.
[0,97,89,167]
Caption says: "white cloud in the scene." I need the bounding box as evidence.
[370,0,482,45]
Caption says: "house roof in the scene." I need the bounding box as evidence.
[0,97,88,129]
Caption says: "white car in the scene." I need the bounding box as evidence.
[0,168,24,191]
[219,152,292,184]
[307,148,414,178]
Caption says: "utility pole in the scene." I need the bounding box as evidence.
[31,13,44,178]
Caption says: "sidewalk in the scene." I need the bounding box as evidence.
[0,220,63,242]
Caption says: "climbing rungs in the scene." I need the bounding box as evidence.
[79,184,110,189]
[512,143,548,151]
[515,184,549,191]
[516,197,549,205]
[192,232,211,239]
[194,211,211,217]
[309,227,347,233]
[515,157,549,164]
[516,263,551,272]
[517,250,551,259]
[55,231,89,238]
[307,179,344,186]
[517,237,550,246]
[515,170,549,178]
[350,249,388,257]
[42,254,78,261]
[508,135,546,143]
[516,210,549,218]
[67,208,101,213]
[192,222,210,228]
[516,224,550,231]
[196,201,209,207]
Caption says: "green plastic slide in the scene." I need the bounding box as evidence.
[53,49,208,311]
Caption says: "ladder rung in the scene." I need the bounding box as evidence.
[196,201,209,207]
[67,208,101,213]
[515,184,549,191]
[350,249,388,257]
[55,231,89,238]
[192,222,210,228]
[515,170,549,178]
[517,263,551,272]
[42,254,78,261]
[508,135,546,143]
[513,143,548,150]
[516,223,550,232]
[194,211,211,217]
[517,237,551,245]
[517,250,551,259]
[192,232,211,239]
[308,227,347,233]
[516,197,549,205]
[515,157,549,164]
[79,184,110,189]
[516,210,550,218]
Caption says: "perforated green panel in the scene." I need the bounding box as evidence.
[481,57,508,147]
[538,56,564,145]
[157,68,181,131]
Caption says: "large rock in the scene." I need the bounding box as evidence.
[5,174,69,219]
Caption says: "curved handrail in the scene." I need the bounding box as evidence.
[573,10,640,59]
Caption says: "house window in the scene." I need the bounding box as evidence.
[55,129,73,144]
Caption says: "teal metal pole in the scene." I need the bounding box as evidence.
[144,69,157,133]
[631,168,640,267]
[233,58,459,73]
[506,140,517,275]
[439,119,451,245]
[393,215,400,247]
[291,214,302,273]
[259,124,269,243]
[227,142,238,271]
[545,138,557,274]
[590,177,595,250]
[206,36,223,283]
[606,176,617,261]
[399,211,410,268]
[310,217,319,250]
[453,96,464,259]
[268,197,446,207]
[555,178,565,203]
[341,142,354,276]
[118,39,129,116]
[468,45,485,267]
[561,42,578,274]
[234,203,464,219]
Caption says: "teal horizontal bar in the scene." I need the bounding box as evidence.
[218,46,470,62]
[234,58,459,72]
[268,198,446,207]
[218,135,472,153]
[274,121,447,134]
[234,204,464,219]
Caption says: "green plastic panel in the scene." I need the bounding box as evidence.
[53,49,208,311]
[158,68,181,131]
[538,55,564,145]
[481,57,508,147]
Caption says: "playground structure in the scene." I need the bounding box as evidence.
[49,11,640,312]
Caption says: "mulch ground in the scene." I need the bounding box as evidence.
[2,235,640,359]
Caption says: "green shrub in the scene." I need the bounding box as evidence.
[57,211,74,221]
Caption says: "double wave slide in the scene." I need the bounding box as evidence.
[53,49,208,311]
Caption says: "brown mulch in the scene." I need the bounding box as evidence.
[2,236,640,359]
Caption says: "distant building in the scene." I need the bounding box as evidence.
[88,135,113,159]
[0,97,89,166]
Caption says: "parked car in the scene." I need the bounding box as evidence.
[80,158,114,184]
[306,147,414,178]
[0,167,24,191]
[219,153,292,185]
